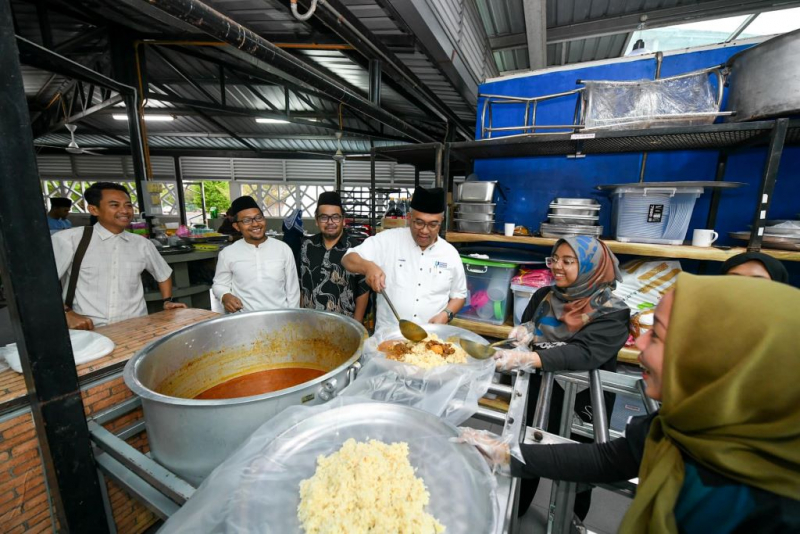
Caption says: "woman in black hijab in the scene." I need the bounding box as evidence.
[720,252,789,283]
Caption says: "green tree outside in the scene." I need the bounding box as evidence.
[184,181,231,215]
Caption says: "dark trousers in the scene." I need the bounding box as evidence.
[518,372,615,520]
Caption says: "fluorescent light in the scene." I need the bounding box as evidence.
[112,114,175,122]
[255,118,290,124]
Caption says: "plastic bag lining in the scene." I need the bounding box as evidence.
[583,70,719,130]
[159,397,499,534]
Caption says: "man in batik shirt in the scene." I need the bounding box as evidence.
[300,192,369,321]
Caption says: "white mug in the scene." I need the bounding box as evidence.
[692,229,719,247]
[504,223,515,237]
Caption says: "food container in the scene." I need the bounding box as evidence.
[123,309,367,484]
[611,186,702,245]
[510,284,535,326]
[553,198,598,206]
[455,202,495,214]
[547,214,600,226]
[454,219,494,234]
[540,222,603,238]
[549,203,601,216]
[458,257,517,326]
[456,212,495,222]
[455,181,497,202]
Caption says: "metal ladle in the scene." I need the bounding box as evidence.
[459,338,515,360]
[380,290,428,342]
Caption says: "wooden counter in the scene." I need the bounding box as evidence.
[0,308,218,413]
[447,231,800,262]
[0,309,217,533]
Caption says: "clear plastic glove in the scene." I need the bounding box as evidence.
[493,349,540,373]
[507,324,534,348]
[451,427,510,472]
[450,427,524,475]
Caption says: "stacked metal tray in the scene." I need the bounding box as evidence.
[541,198,603,237]
[730,220,800,250]
[454,201,496,234]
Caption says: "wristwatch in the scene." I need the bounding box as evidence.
[163,297,176,305]
[444,309,455,322]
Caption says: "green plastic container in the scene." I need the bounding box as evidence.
[457,256,517,326]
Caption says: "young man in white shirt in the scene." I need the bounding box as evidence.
[212,196,300,312]
[342,187,467,332]
[52,182,186,330]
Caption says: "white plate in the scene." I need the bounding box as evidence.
[1,330,115,373]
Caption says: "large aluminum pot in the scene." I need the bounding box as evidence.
[124,309,367,485]
[726,29,800,122]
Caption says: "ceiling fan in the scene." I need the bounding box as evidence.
[298,131,370,163]
[60,123,108,155]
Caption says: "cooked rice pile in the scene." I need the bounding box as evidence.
[377,334,468,369]
[298,438,445,534]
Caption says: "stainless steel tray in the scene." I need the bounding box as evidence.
[455,219,494,234]
[233,403,497,533]
[553,197,598,205]
[547,214,599,226]
[456,182,497,202]
[455,202,496,214]
[457,212,496,222]
[541,222,603,238]
[729,231,800,251]
[549,204,601,216]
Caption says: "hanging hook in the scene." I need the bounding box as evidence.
[290,0,319,22]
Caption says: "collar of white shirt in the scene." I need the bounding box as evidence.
[94,223,131,242]
[241,237,269,249]
[407,229,438,252]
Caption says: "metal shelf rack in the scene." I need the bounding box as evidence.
[441,118,799,254]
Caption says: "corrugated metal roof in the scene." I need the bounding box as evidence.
[34,132,405,154]
[16,0,480,152]
[478,0,800,73]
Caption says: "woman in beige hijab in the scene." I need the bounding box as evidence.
[458,273,800,533]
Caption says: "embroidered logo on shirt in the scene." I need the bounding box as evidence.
[434,261,447,268]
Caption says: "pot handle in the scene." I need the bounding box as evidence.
[346,361,362,387]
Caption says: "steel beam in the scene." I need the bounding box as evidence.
[146,93,410,141]
[0,0,108,529]
[109,29,150,217]
[141,0,434,143]
[490,0,800,49]
[523,0,546,71]
[17,35,132,94]
[748,118,788,251]
[54,25,108,54]
[34,94,124,138]
[154,83,263,153]
[290,0,472,139]
[368,59,381,106]
[384,0,481,108]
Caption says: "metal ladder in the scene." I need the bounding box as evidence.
[528,369,659,534]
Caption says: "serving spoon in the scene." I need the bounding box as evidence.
[380,290,428,342]
[458,338,515,360]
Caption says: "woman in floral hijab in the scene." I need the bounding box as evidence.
[495,236,630,519]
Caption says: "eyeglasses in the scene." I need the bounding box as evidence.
[316,214,343,224]
[545,256,577,268]
[237,215,265,225]
[411,219,442,230]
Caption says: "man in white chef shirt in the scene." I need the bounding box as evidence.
[342,186,466,332]
[52,182,185,330]
[212,196,300,312]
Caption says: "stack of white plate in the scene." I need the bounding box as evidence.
[454,202,495,234]
[541,198,602,238]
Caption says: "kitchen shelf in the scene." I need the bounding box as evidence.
[451,317,640,365]
[447,120,800,159]
[446,232,800,262]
